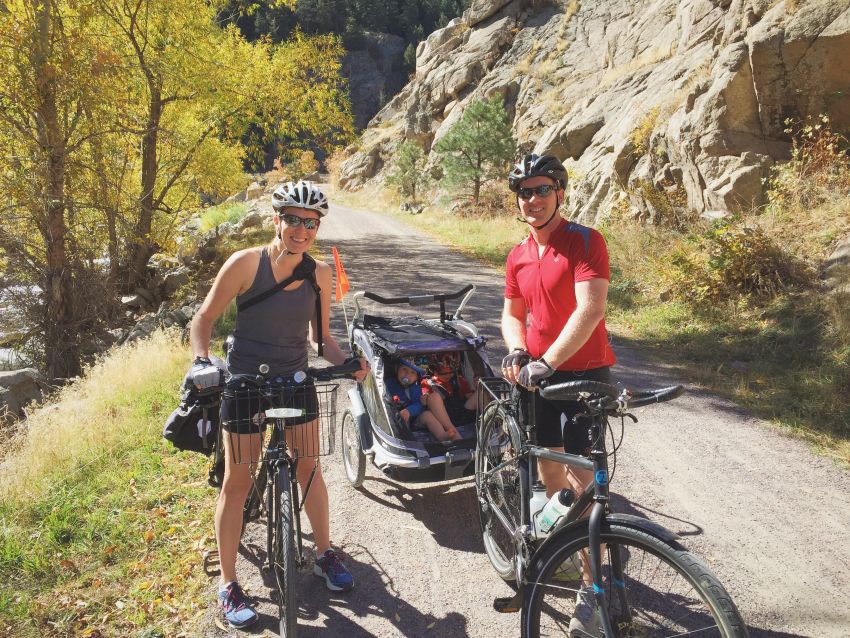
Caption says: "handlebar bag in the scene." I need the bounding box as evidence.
[163,386,221,456]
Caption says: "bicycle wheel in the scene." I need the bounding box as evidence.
[271,464,297,638]
[475,401,524,584]
[522,523,749,638]
[340,410,366,488]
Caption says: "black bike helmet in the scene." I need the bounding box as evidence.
[508,154,568,192]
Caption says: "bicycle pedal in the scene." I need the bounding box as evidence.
[493,593,522,613]
[202,550,221,577]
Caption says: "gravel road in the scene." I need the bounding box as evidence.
[198,200,850,637]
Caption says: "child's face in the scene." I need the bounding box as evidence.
[396,364,418,387]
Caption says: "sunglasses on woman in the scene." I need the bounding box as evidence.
[517,184,557,200]
[279,213,320,230]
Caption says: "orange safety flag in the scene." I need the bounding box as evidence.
[332,246,350,302]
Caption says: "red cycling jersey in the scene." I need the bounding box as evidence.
[505,218,616,371]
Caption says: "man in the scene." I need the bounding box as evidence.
[500,153,616,636]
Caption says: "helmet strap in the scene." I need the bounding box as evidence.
[515,197,561,230]
[273,231,296,262]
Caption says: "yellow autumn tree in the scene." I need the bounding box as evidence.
[0,0,353,378]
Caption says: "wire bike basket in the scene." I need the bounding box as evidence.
[221,381,339,465]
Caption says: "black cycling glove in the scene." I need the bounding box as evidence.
[518,358,555,388]
[501,348,531,371]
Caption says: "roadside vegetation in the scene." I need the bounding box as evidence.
[0,331,221,637]
[335,117,850,463]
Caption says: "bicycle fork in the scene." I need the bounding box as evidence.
[587,420,631,637]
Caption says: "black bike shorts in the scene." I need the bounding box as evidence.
[220,379,319,434]
[518,367,612,454]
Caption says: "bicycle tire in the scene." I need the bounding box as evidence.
[475,401,524,584]
[340,410,366,488]
[271,464,297,638]
[522,523,749,638]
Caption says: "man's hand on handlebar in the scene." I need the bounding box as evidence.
[501,348,531,385]
[517,358,555,389]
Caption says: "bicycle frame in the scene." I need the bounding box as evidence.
[479,382,624,636]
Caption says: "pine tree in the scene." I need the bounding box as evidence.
[387,141,427,202]
[434,96,516,204]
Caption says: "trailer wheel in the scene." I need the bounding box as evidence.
[341,410,366,488]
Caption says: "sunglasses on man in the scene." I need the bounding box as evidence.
[517,184,558,200]
[278,213,321,230]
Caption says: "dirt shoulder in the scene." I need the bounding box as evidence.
[197,202,850,637]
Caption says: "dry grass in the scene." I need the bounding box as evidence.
[0,331,189,506]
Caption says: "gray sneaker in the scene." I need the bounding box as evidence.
[569,586,601,637]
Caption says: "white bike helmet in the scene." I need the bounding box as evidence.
[271,180,329,216]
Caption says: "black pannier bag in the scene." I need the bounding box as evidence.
[163,383,221,456]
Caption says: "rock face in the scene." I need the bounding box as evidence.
[339,0,850,223]
[342,32,408,130]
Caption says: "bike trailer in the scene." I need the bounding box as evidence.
[341,285,494,485]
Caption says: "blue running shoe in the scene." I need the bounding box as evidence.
[218,581,259,629]
[313,549,354,592]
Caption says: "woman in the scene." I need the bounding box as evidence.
[189,180,368,629]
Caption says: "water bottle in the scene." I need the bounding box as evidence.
[537,488,575,535]
[529,482,549,538]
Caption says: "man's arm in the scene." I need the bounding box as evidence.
[539,278,608,369]
[501,296,528,384]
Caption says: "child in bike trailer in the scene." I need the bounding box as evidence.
[188,180,368,629]
[386,358,463,442]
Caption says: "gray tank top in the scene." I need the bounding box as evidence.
[228,247,316,376]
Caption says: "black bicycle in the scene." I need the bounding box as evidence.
[475,378,749,638]
[223,360,360,638]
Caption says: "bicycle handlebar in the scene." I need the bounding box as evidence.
[361,285,473,306]
[539,379,684,411]
[229,360,363,388]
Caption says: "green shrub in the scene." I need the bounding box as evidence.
[666,219,810,302]
[767,115,850,212]
[198,202,249,233]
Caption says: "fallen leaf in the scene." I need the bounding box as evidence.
[214,617,228,631]
[394,613,401,622]
[115,600,125,610]
[59,559,77,572]
[143,530,155,543]
[426,621,436,629]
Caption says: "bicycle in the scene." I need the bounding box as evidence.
[222,359,361,638]
[474,377,749,638]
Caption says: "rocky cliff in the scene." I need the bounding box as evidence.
[338,0,850,223]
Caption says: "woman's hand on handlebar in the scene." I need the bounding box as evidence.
[345,356,370,383]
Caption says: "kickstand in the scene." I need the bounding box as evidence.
[493,591,523,613]
[203,549,221,577]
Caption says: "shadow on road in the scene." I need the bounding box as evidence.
[235,540,472,637]
[354,475,483,553]
[611,493,705,538]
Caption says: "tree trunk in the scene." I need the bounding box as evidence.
[33,1,79,379]
[128,87,162,288]
[473,149,482,204]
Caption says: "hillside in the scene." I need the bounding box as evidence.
[339,0,850,223]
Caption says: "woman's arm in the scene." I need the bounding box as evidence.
[310,261,368,381]
[190,250,253,358]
